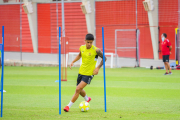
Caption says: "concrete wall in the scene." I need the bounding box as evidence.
[4,52,175,68]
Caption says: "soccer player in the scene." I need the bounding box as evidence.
[161,33,172,75]
[63,33,107,112]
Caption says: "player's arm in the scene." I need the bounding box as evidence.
[93,49,107,75]
[169,46,172,51]
[169,45,172,54]
[168,40,172,54]
[70,52,81,69]
[96,49,107,69]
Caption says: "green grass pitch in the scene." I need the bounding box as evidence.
[1,66,180,120]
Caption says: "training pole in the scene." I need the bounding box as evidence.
[59,27,61,115]
[102,27,107,112]
[1,26,4,117]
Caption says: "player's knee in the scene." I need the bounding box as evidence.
[75,87,82,93]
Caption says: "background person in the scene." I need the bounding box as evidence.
[161,33,172,75]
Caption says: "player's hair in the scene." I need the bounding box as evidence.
[162,33,167,38]
[86,33,94,40]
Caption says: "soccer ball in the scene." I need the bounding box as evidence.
[79,101,90,112]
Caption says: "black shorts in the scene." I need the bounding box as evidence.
[77,74,94,85]
[163,55,169,62]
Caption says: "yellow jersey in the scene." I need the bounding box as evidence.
[79,45,98,76]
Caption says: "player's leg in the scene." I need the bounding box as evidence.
[164,62,168,73]
[166,55,172,74]
[80,89,86,97]
[164,62,169,75]
[166,62,171,73]
[163,55,168,75]
[80,89,91,102]
[64,74,93,112]
[71,81,87,102]
[64,81,87,112]
[79,75,94,102]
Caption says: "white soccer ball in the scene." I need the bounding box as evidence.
[79,101,90,112]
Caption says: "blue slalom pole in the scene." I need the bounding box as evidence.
[102,27,107,112]
[59,27,61,115]
[1,26,4,117]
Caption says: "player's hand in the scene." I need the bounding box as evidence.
[69,62,74,70]
[93,68,99,75]
[170,52,171,54]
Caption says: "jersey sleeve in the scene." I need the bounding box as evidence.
[79,45,82,52]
